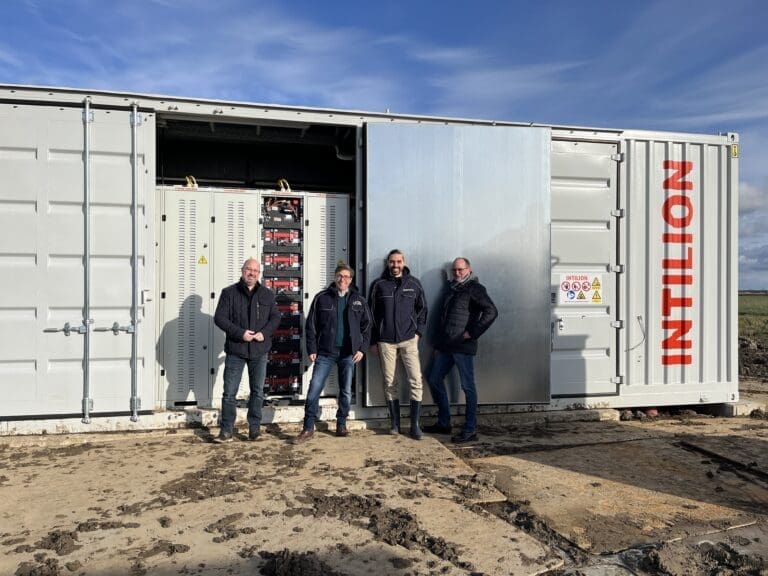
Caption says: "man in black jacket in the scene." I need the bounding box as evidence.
[214,258,280,442]
[294,264,372,443]
[424,257,498,444]
[368,249,428,439]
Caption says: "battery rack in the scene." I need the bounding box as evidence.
[261,195,304,397]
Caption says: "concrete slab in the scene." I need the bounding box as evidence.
[719,400,767,417]
[0,429,561,575]
[0,405,619,437]
[471,436,762,554]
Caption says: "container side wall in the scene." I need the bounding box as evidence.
[620,136,738,405]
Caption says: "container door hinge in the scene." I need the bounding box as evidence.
[610,375,624,384]
[130,112,144,126]
[611,209,624,218]
[611,153,624,162]
[610,320,624,329]
[83,110,94,123]
[130,397,141,412]
[610,264,625,273]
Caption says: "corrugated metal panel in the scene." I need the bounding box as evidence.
[618,135,739,405]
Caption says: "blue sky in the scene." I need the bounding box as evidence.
[1,0,767,288]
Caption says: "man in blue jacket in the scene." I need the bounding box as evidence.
[214,258,280,443]
[368,249,428,440]
[424,257,498,444]
[294,264,372,443]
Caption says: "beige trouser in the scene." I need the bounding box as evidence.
[378,337,423,401]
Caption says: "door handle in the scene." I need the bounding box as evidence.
[44,322,87,336]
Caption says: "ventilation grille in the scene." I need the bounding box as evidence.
[226,201,247,283]
[176,199,197,394]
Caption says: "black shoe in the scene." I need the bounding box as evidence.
[215,432,233,443]
[422,423,452,434]
[248,429,261,441]
[451,431,478,444]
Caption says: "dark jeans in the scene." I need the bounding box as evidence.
[302,352,355,431]
[220,353,267,434]
[428,351,477,433]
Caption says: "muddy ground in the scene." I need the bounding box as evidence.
[2,384,768,575]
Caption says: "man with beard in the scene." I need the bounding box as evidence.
[368,249,428,439]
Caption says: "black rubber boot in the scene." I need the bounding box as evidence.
[388,399,401,435]
[409,400,423,440]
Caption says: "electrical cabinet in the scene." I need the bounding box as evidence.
[157,186,349,408]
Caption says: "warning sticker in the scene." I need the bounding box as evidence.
[198,255,208,265]
[558,273,604,305]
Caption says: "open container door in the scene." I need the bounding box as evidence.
[364,123,551,407]
[0,101,155,419]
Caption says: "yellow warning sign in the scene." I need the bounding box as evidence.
[198,255,208,265]
[591,277,601,290]
[592,290,602,303]
[577,291,586,300]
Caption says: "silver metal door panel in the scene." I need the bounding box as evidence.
[365,124,551,406]
[550,140,619,398]
[211,191,261,404]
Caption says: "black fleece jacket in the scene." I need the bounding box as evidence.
[214,280,281,359]
[368,266,427,344]
[434,276,497,355]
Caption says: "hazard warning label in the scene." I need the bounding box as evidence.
[558,273,604,305]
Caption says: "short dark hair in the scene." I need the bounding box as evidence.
[335,264,354,277]
[387,249,404,259]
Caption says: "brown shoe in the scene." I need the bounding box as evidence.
[293,430,314,444]
[335,426,349,437]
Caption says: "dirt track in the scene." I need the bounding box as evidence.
[2,386,768,575]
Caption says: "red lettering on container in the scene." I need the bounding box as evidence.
[662,160,694,190]
[662,319,693,349]
[661,160,695,367]
[662,195,693,228]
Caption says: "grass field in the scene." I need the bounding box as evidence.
[740,293,768,345]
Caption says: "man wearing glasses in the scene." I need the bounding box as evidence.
[294,263,372,443]
[368,249,428,440]
[424,257,498,444]
[214,258,281,443]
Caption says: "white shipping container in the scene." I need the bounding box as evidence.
[0,84,738,426]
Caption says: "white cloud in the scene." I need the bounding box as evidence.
[740,181,768,216]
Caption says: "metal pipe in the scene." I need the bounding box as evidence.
[130,103,140,421]
[82,97,93,424]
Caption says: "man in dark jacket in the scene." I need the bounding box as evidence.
[424,257,498,444]
[214,258,280,442]
[294,264,372,443]
[368,249,428,439]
